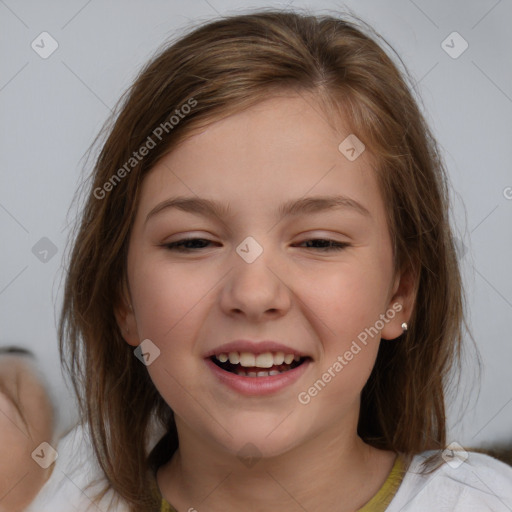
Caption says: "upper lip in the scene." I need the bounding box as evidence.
[204,340,310,359]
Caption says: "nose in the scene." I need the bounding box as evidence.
[219,246,292,322]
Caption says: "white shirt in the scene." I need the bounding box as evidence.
[27,424,512,511]
[388,449,512,511]
[25,423,130,512]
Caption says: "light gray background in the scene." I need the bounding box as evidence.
[1,0,511,448]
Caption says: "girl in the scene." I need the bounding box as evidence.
[54,8,512,512]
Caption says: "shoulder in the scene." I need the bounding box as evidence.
[387,449,512,512]
[25,422,130,512]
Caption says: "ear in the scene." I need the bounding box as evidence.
[114,280,140,347]
[380,263,417,341]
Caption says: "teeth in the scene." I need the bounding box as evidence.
[239,353,256,367]
[255,353,274,368]
[274,352,285,365]
[228,352,240,364]
[215,351,302,368]
[235,369,286,377]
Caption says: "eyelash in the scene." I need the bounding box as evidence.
[162,238,350,252]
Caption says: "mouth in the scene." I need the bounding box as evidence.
[209,351,311,377]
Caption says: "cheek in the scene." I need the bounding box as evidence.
[130,258,209,341]
[296,258,390,393]
[302,259,390,339]
[128,258,213,398]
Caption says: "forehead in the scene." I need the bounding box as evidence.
[136,93,386,227]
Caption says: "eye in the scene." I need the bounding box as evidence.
[162,238,217,252]
[296,239,350,252]
[162,238,350,253]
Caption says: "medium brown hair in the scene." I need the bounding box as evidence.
[59,8,471,511]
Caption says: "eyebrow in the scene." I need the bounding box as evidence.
[144,194,371,226]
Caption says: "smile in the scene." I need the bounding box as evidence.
[210,351,308,377]
[205,351,312,396]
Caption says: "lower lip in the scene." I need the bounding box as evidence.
[205,358,311,396]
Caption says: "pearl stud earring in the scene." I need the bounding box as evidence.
[401,322,408,332]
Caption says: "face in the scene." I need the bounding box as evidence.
[118,93,410,458]
[0,356,55,511]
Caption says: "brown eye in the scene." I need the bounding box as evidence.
[297,239,350,251]
[163,238,216,252]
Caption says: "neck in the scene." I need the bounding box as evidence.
[157,418,396,512]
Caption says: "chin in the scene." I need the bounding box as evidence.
[208,417,305,461]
